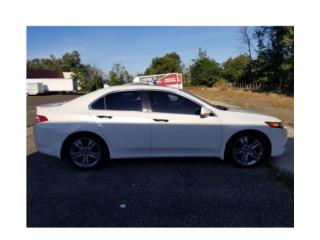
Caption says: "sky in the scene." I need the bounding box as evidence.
[27,26,248,75]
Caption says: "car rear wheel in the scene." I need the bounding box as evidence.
[65,134,108,169]
[226,134,267,167]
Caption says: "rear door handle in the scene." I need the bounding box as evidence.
[153,118,169,122]
[97,115,113,119]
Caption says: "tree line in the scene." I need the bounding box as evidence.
[27,26,293,94]
[142,26,293,94]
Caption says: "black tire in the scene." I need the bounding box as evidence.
[63,133,109,170]
[225,132,269,167]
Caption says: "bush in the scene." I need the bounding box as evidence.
[213,79,230,91]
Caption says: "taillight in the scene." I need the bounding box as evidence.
[36,115,48,123]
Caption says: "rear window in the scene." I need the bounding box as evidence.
[105,91,142,111]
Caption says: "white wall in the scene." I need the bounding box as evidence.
[27,79,76,92]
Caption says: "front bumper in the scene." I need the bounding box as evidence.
[270,127,288,157]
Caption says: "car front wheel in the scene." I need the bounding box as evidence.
[226,134,268,167]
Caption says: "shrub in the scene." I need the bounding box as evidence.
[213,79,230,91]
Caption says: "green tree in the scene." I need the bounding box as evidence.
[27,50,81,72]
[62,51,81,71]
[71,65,90,90]
[92,74,103,90]
[108,71,120,86]
[107,63,131,86]
[269,26,294,92]
[145,52,182,75]
[189,49,221,86]
[27,55,63,71]
[252,26,294,93]
[72,69,86,90]
[222,55,251,83]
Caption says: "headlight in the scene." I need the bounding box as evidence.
[265,121,284,128]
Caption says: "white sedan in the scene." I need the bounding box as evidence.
[34,84,287,169]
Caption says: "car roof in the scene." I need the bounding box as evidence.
[110,84,178,90]
[92,84,181,96]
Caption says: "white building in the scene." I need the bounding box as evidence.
[27,69,78,93]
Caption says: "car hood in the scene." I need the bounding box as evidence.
[213,105,281,123]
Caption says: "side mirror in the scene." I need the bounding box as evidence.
[200,106,212,118]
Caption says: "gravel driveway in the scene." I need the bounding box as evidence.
[27,153,293,227]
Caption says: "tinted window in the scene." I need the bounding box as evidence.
[105,91,142,111]
[91,96,105,110]
[149,91,201,115]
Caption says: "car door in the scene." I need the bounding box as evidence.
[89,90,151,155]
[147,90,222,156]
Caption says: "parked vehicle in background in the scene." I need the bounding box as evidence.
[34,84,287,170]
[27,82,45,95]
[133,73,183,89]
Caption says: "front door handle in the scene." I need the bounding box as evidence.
[97,115,112,119]
[153,118,169,122]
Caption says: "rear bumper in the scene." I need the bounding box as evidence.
[34,123,63,158]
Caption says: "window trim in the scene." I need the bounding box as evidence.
[88,88,215,116]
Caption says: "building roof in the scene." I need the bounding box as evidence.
[27,69,65,79]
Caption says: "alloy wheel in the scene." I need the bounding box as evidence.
[232,135,264,166]
[70,138,102,168]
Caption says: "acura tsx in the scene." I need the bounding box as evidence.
[34,84,287,169]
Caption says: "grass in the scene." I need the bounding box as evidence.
[185,86,294,127]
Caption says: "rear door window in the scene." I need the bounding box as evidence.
[105,91,142,111]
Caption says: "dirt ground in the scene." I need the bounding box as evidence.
[186,86,294,126]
